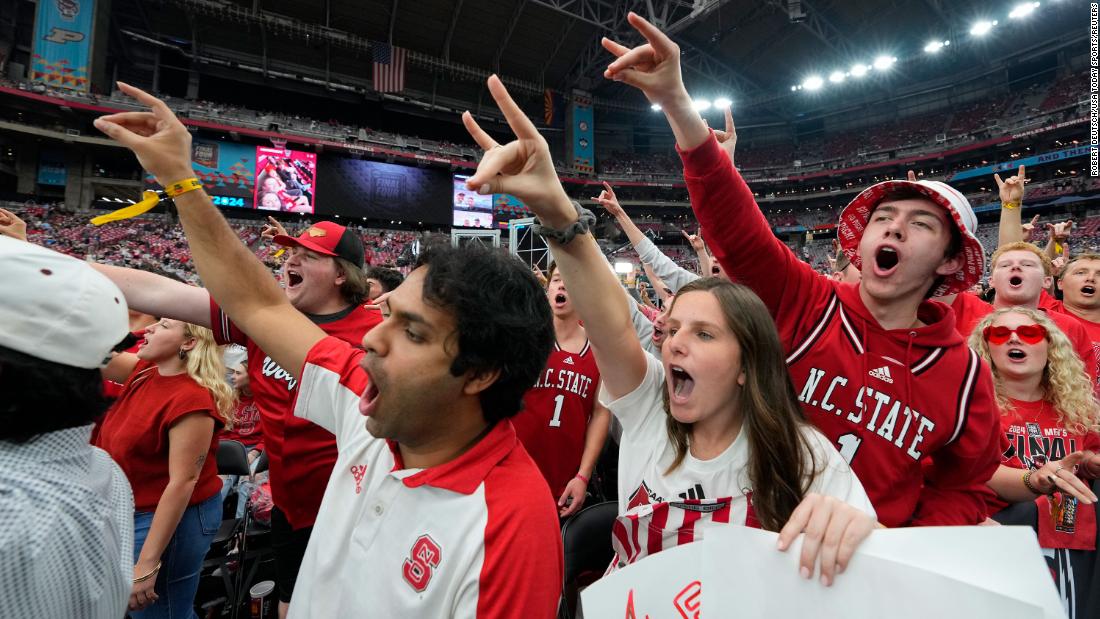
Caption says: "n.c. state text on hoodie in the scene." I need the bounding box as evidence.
[679,133,1002,528]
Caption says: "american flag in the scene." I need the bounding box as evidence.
[372,43,406,93]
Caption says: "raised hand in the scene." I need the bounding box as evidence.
[261,216,288,242]
[906,170,918,182]
[0,207,27,241]
[592,181,625,218]
[1021,214,1040,237]
[531,265,547,287]
[713,107,737,165]
[1052,255,1067,277]
[462,76,573,229]
[682,229,705,253]
[1047,219,1075,242]
[93,82,194,186]
[994,164,1028,206]
[776,493,876,587]
[602,12,689,108]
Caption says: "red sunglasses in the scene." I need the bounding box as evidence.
[982,324,1048,345]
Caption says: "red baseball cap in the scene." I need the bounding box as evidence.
[273,221,367,267]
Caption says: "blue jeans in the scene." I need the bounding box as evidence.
[132,492,221,619]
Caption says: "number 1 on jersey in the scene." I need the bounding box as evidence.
[549,394,564,427]
[836,433,862,465]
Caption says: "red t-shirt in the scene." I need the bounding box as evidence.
[93,359,224,511]
[211,299,384,529]
[221,393,264,451]
[951,293,1099,388]
[515,341,600,498]
[988,398,1100,548]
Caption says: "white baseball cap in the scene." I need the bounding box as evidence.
[0,236,130,369]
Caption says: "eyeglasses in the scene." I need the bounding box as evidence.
[982,324,1048,345]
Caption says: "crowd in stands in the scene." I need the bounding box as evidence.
[8,202,424,282]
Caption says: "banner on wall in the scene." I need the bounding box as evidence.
[948,144,1096,181]
[31,0,95,92]
[568,91,595,174]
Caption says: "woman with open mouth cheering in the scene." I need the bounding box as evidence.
[972,306,1100,617]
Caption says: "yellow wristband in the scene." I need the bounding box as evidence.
[164,178,203,198]
[1001,201,1020,210]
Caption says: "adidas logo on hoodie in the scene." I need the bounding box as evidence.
[868,366,894,384]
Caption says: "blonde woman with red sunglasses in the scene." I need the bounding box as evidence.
[971,307,1100,506]
[970,307,1100,617]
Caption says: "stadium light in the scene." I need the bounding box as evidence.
[1009,2,1040,19]
[614,261,633,274]
[693,99,712,111]
[828,71,846,83]
[872,56,897,70]
[713,97,733,109]
[850,64,869,77]
[923,40,948,53]
[970,20,997,36]
[651,103,662,111]
[802,75,824,91]
[791,85,799,91]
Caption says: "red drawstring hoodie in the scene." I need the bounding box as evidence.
[679,133,1002,527]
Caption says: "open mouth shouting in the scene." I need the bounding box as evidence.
[1082,285,1096,297]
[359,366,382,418]
[286,269,304,289]
[1007,275,1024,289]
[872,245,900,278]
[552,291,569,309]
[1006,348,1028,362]
[669,365,695,403]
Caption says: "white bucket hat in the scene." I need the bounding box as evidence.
[837,180,985,297]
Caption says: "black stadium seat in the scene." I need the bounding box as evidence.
[558,501,618,619]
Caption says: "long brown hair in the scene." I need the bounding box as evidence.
[661,278,818,531]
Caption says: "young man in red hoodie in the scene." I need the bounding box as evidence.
[601,13,1002,527]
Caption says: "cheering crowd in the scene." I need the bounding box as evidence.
[2,13,1099,619]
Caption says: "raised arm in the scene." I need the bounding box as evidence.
[602,13,829,333]
[461,76,648,400]
[94,83,325,379]
[995,164,1028,247]
[640,262,672,305]
[713,107,737,167]
[594,182,700,292]
[90,264,212,328]
[1047,220,1074,260]
[682,228,712,277]
[602,13,708,152]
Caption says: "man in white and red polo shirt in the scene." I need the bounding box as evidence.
[89,218,382,616]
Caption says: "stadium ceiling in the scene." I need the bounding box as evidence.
[112,0,1085,123]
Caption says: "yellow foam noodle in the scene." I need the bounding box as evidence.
[273,248,286,258]
[90,191,161,226]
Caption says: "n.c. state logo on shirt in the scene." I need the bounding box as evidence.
[402,535,443,593]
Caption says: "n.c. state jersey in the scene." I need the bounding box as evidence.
[514,340,600,498]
